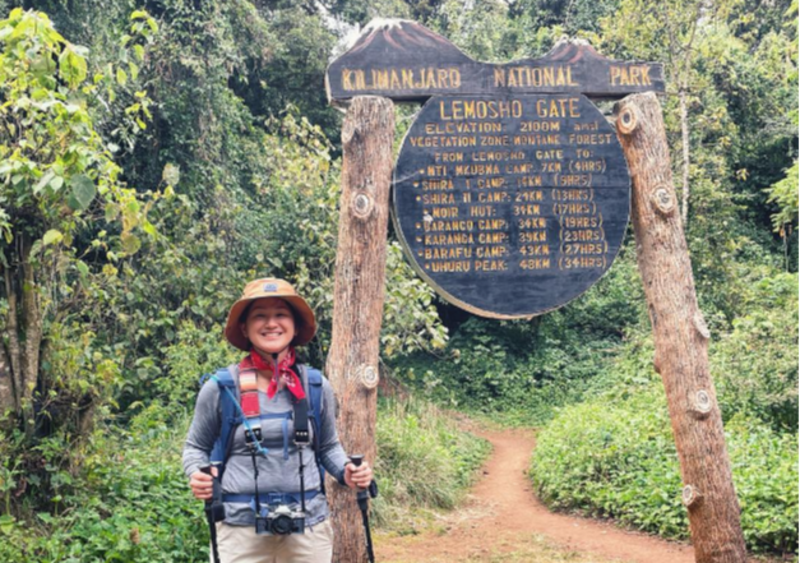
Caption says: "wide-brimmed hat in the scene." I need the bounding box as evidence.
[224,278,317,351]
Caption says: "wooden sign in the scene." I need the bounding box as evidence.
[392,94,630,318]
[326,19,664,103]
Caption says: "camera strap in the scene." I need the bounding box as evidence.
[250,450,265,518]
[293,396,311,514]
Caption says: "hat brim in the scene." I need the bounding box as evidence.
[224,295,317,351]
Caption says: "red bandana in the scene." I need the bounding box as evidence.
[240,348,306,401]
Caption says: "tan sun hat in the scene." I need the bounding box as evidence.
[224,278,317,351]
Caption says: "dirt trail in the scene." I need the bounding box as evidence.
[376,427,696,563]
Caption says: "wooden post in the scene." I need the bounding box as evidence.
[326,96,395,563]
[614,92,747,563]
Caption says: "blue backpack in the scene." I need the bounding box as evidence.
[202,365,327,490]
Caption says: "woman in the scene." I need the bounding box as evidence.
[183,278,373,562]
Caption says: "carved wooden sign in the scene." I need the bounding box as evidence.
[326,19,664,103]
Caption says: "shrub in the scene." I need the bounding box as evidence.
[530,387,798,554]
[390,318,618,426]
[0,409,206,563]
[387,247,643,426]
[711,272,799,432]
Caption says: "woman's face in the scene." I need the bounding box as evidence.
[240,298,297,356]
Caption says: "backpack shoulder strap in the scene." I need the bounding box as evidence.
[301,365,327,491]
[208,367,239,467]
[305,367,323,420]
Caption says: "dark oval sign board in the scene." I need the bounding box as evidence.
[326,19,664,103]
[392,94,630,319]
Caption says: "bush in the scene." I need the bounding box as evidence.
[159,321,240,409]
[389,317,618,426]
[372,395,491,532]
[0,409,206,563]
[530,387,798,554]
[711,272,799,432]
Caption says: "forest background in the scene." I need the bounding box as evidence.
[0,0,797,561]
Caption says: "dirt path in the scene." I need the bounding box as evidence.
[375,427,696,563]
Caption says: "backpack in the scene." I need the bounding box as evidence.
[201,365,327,491]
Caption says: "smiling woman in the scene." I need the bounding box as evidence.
[240,299,298,362]
[182,278,375,563]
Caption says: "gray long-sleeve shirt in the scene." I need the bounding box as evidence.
[183,363,349,527]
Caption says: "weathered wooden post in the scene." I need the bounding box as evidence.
[326,95,395,563]
[614,92,747,563]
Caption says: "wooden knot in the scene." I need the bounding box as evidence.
[693,311,710,339]
[352,192,373,218]
[357,364,380,389]
[652,187,676,216]
[341,121,358,145]
[617,106,638,135]
[689,389,713,419]
[682,484,703,508]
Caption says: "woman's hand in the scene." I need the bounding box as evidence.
[189,467,217,500]
[344,460,373,489]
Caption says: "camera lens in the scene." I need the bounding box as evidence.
[270,514,293,535]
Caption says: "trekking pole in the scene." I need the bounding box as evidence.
[349,455,378,563]
[200,465,224,563]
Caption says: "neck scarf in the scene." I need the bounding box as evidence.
[240,347,306,401]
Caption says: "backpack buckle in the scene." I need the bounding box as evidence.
[245,425,262,447]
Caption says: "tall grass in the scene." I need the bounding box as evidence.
[372,395,491,533]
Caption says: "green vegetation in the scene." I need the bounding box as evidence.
[530,387,798,553]
[0,397,487,562]
[373,396,491,533]
[389,248,644,427]
[0,0,796,560]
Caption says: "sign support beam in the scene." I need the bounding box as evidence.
[326,95,395,563]
[614,92,747,563]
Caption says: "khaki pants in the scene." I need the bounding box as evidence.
[212,520,333,563]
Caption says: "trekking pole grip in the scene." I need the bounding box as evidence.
[200,465,214,503]
[348,455,369,500]
[200,465,225,520]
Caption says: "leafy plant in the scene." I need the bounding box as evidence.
[531,387,798,554]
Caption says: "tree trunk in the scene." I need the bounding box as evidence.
[3,266,23,414]
[614,92,747,563]
[21,240,42,415]
[1,237,41,434]
[0,343,13,416]
[679,88,691,226]
[326,96,395,563]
